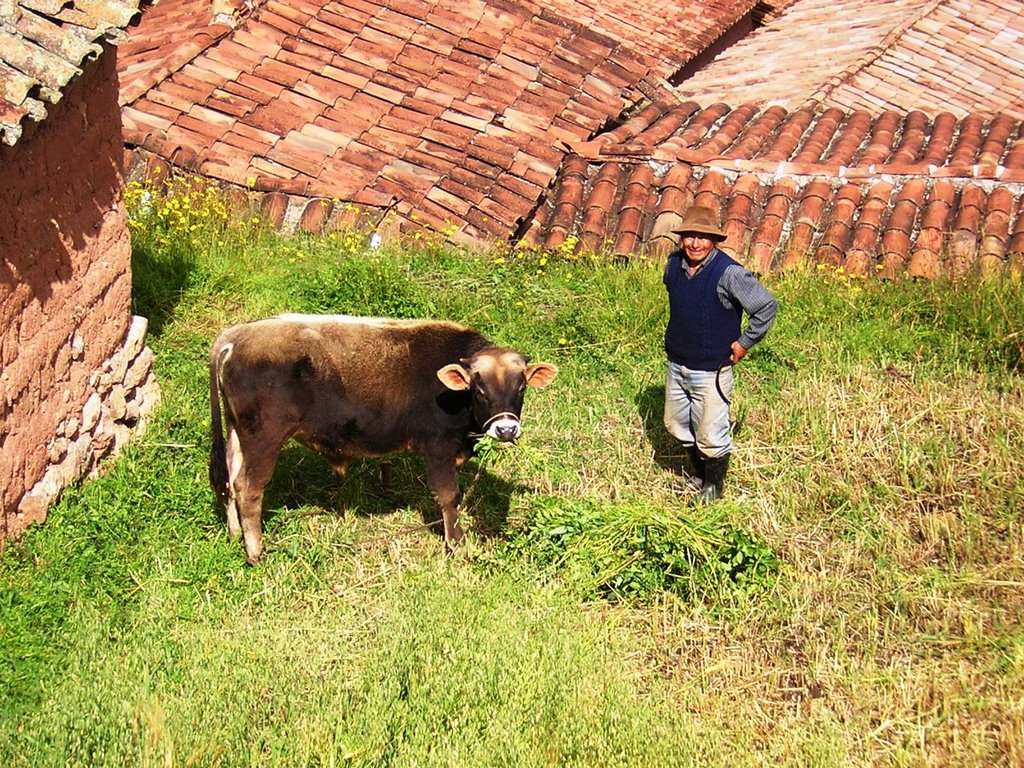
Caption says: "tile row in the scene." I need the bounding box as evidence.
[527,100,1024,277]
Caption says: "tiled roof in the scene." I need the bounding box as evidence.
[525,98,1024,278]
[119,0,757,241]
[673,0,1024,121]
[825,0,1024,120]
[530,0,759,80]
[118,0,253,106]
[0,0,140,146]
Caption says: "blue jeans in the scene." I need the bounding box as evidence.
[663,361,733,458]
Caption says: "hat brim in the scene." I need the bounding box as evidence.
[672,227,727,240]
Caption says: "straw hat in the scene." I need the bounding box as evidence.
[672,206,727,241]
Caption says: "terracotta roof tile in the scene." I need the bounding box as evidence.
[116,0,244,107]
[1006,198,1024,277]
[532,100,1024,276]
[780,180,830,270]
[670,0,1024,122]
[120,0,1024,268]
[844,181,893,276]
[120,0,764,237]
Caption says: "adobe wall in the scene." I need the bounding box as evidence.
[0,50,159,540]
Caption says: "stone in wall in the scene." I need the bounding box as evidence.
[14,316,160,527]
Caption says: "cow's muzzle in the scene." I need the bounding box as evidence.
[482,411,521,442]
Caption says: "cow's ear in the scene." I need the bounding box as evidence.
[525,362,558,388]
[437,363,472,391]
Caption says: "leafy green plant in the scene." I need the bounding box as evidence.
[500,496,778,602]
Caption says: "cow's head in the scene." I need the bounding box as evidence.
[437,349,558,441]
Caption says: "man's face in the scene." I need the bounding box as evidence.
[681,233,716,264]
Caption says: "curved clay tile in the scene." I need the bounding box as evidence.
[260,190,290,229]
[640,102,702,148]
[857,110,902,166]
[845,180,894,276]
[793,107,845,165]
[948,184,986,275]
[750,177,798,274]
[613,163,656,255]
[780,179,831,270]
[692,169,729,211]
[660,162,694,194]
[298,198,333,233]
[666,103,732,156]
[908,180,956,279]
[920,112,958,166]
[579,162,624,250]
[544,154,589,248]
[948,113,986,168]
[723,174,762,228]
[1004,122,1024,170]
[814,183,862,266]
[720,174,763,260]
[881,178,927,276]
[725,105,788,160]
[687,103,761,161]
[889,110,929,165]
[760,107,815,162]
[1008,197,1024,277]
[648,164,694,255]
[601,99,674,145]
[825,110,872,166]
[978,114,1018,171]
[978,186,1015,276]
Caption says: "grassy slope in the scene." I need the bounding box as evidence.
[2,186,1022,766]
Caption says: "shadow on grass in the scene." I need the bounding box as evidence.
[240,443,525,547]
[634,382,748,477]
[131,241,197,336]
[635,384,684,477]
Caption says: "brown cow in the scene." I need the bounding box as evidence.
[208,314,558,563]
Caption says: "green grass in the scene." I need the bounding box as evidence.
[2,183,1023,766]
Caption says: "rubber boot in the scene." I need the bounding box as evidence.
[699,453,730,503]
[683,444,705,493]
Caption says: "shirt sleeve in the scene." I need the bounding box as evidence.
[718,265,778,350]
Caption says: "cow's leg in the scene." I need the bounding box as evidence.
[224,426,243,541]
[422,448,464,552]
[233,433,285,565]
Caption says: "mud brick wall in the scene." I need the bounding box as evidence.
[0,51,159,540]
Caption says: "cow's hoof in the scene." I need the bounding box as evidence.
[444,535,467,558]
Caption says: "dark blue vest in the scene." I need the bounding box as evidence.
[663,248,742,370]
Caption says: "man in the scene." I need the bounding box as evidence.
[663,205,777,502]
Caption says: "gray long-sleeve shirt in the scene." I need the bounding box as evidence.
[717,262,778,350]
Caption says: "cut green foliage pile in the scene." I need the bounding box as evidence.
[504,496,778,602]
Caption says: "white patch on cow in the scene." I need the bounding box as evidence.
[216,342,234,391]
[485,414,522,440]
[225,427,243,539]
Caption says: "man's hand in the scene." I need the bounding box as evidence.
[730,341,748,365]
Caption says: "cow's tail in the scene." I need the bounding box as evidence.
[209,342,231,505]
